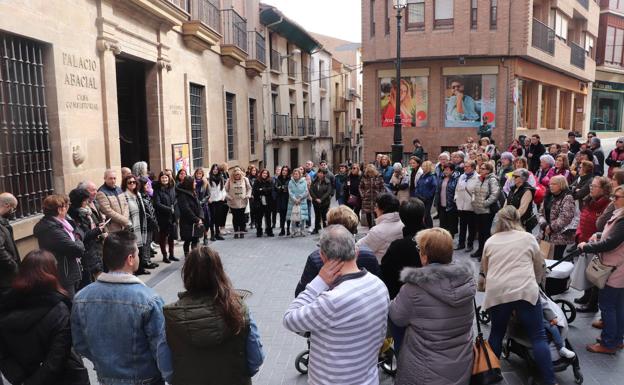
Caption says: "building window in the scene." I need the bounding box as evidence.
[585,33,594,58]
[189,84,205,168]
[605,26,624,66]
[225,93,236,160]
[592,87,623,131]
[434,0,453,28]
[370,0,376,37]
[248,98,256,155]
[406,0,425,30]
[554,12,568,41]
[384,0,390,35]
[490,0,497,29]
[610,0,624,12]
[471,0,477,29]
[0,32,54,219]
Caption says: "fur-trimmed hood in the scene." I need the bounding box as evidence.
[400,261,476,307]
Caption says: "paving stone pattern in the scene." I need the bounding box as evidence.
[85,224,624,385]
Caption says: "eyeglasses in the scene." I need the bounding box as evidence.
[451,85,461,89]
[589,184,601,190]
[611,194,624,201]
[618,141,624,144]
[512,174,521,178]
[127,181,137,185]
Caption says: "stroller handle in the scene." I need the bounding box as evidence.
[545,247,581,272]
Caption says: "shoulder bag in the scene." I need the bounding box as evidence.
[471,299,503,385]
[585,255,616,289]
[192,222,205,238]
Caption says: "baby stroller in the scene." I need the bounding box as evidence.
[294,332,397,377]
[502,291,583,384]
[477,250,578,325]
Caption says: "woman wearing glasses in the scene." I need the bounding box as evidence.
[605,137,624,178]
[122,175,151,276]
[578,185,624,354]
[505,168,537,232]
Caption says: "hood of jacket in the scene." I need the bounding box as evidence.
[164,292,240,349]
[0,290,70,333]
[377,211,401,224]
[400,261,475,307]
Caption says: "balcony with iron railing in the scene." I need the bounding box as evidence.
[270,49,280,72]
[182,0,222,51]
[287,57,296,79]
[307,118,316,136]
[296,118,306,136]
[272,114,290,138]
[220,8,248,64]
[319,120,329,137]
[532,18,555,56]
[569,41,586,69]
[245,31,266,77]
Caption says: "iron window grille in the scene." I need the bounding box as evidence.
[226,93,235,160]
[0,33,54,219]
[248,98,256,155]
[190,84,205,169]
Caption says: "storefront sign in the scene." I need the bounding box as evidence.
[172,143,190,175]
[594,81,624,93]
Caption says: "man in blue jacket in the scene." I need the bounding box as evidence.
[71,231,173,385]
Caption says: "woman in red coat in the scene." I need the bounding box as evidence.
[574,176,612,313]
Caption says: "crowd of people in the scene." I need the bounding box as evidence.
[0,132,621,385]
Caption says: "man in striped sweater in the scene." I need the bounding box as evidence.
[283,225,390,385]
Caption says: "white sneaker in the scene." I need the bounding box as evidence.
[559,346,576,359]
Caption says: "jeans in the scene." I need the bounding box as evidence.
[458,210,477,247]
[389,319,405,355]
[488,300,556,385]
[599,285,624,349]
[543,320,564,350]
[475,213,495,257]
[438,208,458,238]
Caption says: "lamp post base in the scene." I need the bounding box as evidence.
[391,143,404,164]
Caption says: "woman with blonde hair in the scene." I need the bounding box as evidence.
[359,164,386,228]
[286,168,309,237]
[538,175,576,259]
[415,160,438,228]
[382,78,414,127]
[225,168,252,239]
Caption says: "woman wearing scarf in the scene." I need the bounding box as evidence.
[33,194,85,298]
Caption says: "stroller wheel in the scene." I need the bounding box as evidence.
[477,306,491,324]
[380,347,397,376]
[573,367,583,384]
[295,350,309,374]
[555,299,577,323]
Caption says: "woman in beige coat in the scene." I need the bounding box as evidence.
[225,168,252,238]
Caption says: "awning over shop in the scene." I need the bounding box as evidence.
[259,3,322,53]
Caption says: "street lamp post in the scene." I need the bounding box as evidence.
[392,0,407,164]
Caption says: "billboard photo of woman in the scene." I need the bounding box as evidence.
[380,76,428,128]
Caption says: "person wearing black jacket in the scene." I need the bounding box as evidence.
[33,195,85,298]
[527,134,546,173]
[0,250,90,385]
[154,171,178,263]
[309,169,332,235]
[68,188,104,287]
[0,193,19,293]
[344,164,362,217]
[176,176,204,256]
[275,166,291,236]
[251,169,275,237]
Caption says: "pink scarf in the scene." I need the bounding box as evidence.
[54,217,75,241]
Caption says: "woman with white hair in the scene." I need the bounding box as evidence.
[538,175,576,259]
[535,154,555,190]
[389,162,410,203]
[479,206,556,384]
[132,161,153,197]
[497,152,514,188]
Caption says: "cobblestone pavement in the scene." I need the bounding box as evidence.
[84,222,624,385]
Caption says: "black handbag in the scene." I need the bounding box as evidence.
[192,222,205,238]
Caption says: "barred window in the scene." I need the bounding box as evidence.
[248,98,256,155]
[226,92,236,160]
[189,83,204,169]
[0,33,54,219]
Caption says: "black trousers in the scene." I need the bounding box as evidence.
[438,207,458,237]
[476,213,495,256]
[183,238,199,255]
[231,207,246,233]
[458,210,477,247]
[365,212,376,228]
[313,202,329,230]
[554,244,568,260]
[306,199,312,227]
[209,201,226,236]
[278,208,290,231]
[422,199,433,228]
[255,205,273,235]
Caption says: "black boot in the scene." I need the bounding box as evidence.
[279,228,285,236]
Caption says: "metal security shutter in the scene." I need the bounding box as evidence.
[0,33,54,219]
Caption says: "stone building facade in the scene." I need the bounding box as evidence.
[0,0,267,250]
[362,0,599,162]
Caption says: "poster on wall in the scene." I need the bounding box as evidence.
[172,143,190,175]
[380,76,428,127]
[444,75,497,128]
